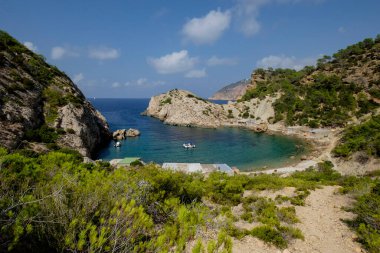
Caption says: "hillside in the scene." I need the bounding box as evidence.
[0,31,111,158]
[240,36,380,128]
[210,79,251,100]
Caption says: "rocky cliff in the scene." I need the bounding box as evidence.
[145,89,275,130]
[0,31,111,157]
[146,89,228,128]
[209,79,251,100]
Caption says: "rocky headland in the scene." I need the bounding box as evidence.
[145,89,275,131]
[146,36,380,175]
[0,31,111,158]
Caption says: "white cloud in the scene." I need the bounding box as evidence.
[112,79,165,88]
[72,73,84,83]
[185,69,207,78]
[51,46,79,60]
[234,0,269,37]
[256,55,316,70]
[148,50,198,74]
[182,10,231,45]
[240,17,261,36]
[233,0,324,37]
[137,78,148,86]
[112,82,121,88]
[88,47,119,60]
[207,56,238,66]
[23,41,37,52]
[51,46,66,60]
[338,26,346,34]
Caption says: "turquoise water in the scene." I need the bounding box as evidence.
[92,98,307,171]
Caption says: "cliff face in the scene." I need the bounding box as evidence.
[146,89,228,128]
[146,89,275,130]
[0,31,111,157]
[210,79,251,101]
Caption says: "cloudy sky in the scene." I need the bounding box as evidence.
[1,0,379,98]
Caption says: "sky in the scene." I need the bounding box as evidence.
[1,0,379,98]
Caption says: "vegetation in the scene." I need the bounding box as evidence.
[3,148,375,252]
[341,176,380,253]
[333,115,380,158]
[160,97,172,105]
[240,35,380,127]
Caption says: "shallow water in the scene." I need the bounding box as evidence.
[92,98,307,171]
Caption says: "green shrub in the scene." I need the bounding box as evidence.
[349,182,380,253]
[250,226,287,249]
[160,97,172,105]
[333,115,380,158]
[24,125,59,143]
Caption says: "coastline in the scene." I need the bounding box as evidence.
[241,123,342,175]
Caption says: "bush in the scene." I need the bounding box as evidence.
[160,97,172,105]
[333,115,380,158]
[349,182,380,253]
[250,226,287,249]
[24,125,59,143]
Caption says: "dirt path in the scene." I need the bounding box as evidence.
[233,186,363,253]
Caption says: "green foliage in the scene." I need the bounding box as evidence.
[250,226,287,248]
[160,97,172,105]
[0,151,213,252]
[240,35,380,127]
[348,182,380,253]
[333,115,380,158]
[24,125,59,143]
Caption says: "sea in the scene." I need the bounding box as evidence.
[91,98,307,171]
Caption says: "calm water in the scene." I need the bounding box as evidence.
[91,98,307,171]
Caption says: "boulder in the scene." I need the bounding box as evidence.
[126,128,140,137]
[113,128,140,140]
[251,123,268,132]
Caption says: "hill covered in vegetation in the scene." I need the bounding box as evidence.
[0,31,111,158]
[240,35,380,128]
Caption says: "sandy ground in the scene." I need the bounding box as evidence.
[232,186,363,253]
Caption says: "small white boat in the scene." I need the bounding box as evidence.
[183,143,196,149]
[114,141,121,147]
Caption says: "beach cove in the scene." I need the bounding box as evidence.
[92,98,310,171]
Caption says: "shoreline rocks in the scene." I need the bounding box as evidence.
[113,128,141,140]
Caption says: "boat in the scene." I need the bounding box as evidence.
[114,141,121,147]
[183,142,196,149]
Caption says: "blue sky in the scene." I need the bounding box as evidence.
[1,0,379,98]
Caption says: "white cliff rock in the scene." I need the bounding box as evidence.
[145,89,277,132]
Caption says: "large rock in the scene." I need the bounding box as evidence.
[112,128,140,140]
[126,128,140,137]
[250,123,268,132]
[145,89,276,129]
[146,89,228,128]
[0,31,111,158]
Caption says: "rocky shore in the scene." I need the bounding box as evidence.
[145,89,380,175]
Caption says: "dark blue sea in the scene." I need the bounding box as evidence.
[91,98,307,171]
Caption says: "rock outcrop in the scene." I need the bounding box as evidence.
[0,30,111,157]
[145,89,275,131]
[146,89,229,128]
[113,128,140,140]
